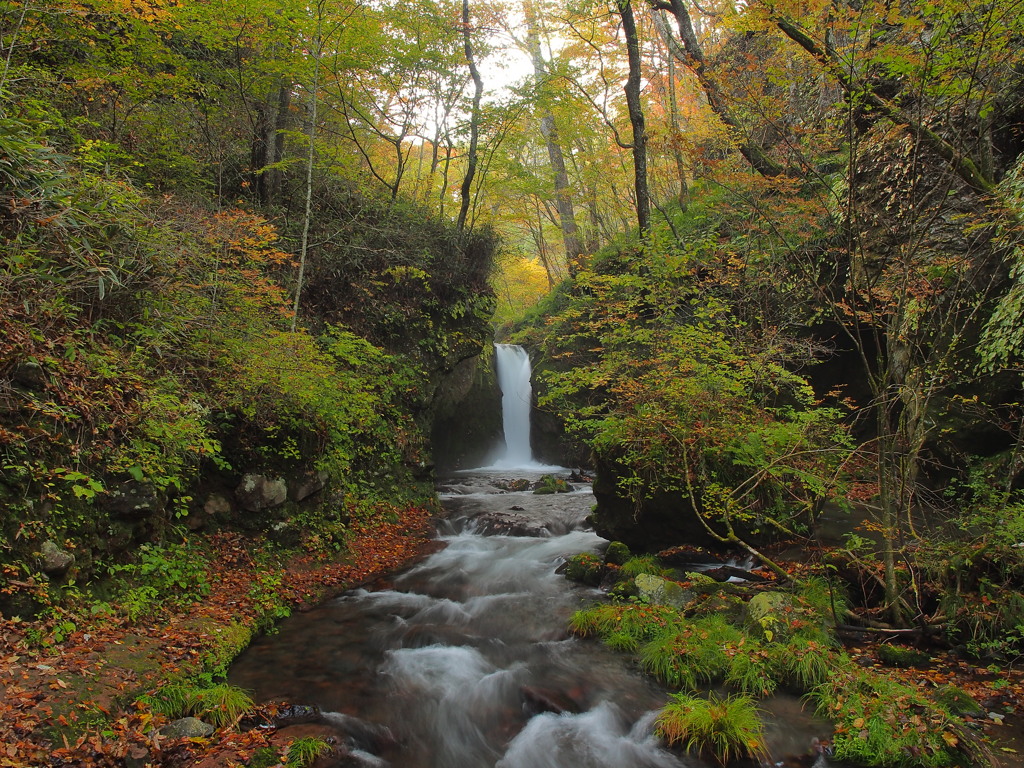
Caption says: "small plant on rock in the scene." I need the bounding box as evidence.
[656,692,767,766]
[286,736,332,767]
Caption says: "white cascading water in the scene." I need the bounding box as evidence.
[228,475,833,767]
[492,343,535,468]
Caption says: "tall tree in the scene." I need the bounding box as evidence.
[523,0,584,273]
[617,0,651,233]
[457,0,484,231]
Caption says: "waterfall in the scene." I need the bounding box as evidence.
[494,343,534,467]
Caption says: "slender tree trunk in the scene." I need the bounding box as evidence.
[524,0,583,275]
[618,0,650,234]
[292,3,324,331]
[649,1,785,179]
[457,0,483,232]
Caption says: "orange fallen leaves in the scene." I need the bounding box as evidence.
[0,502,435,767]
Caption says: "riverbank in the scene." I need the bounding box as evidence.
[0,503,434,767]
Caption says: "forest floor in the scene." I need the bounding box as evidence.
[2,512,1024,768]
[0,504,436,768]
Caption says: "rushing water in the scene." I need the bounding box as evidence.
[487,345,544,470]
[230,472,687,767]
[229,472,832,768]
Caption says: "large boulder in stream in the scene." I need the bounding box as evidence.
[588,457,776,553]
[473,511,551,537]
[634,574,691,610]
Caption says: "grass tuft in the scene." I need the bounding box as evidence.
[656,691,767,767]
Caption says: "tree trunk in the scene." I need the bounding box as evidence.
[619,0,650,234]
[649,1,785,179]
[524,0,583,275]
[457,0,484,232]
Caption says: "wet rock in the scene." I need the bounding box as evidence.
[656,545,730,568]
[702,564,770,583]
[562,553,603,586]
[533,474,571,494]
[38,540,75,577]
[105,481,164,517]
[235,474,288,512]
[160,717,215,738]
[273,703,323,727]
[521,686,581,716]
[290,470,330,502]
[204,492,232,518]
[634,573,691,610]
[603,541,631,566]
[473,511,550,537]
[495,478,531,492]
[12,360,48,389]
[123,745,150,768]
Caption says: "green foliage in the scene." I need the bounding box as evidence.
[876,644,931,668]
[568,602,677,643]
[655,692,767,766]
[106,539,211,621]
[618,555,670,579]
[141,682,254,730]
[809,668,959,766]
[532,236,852,546]
[285,737,332,768]
[638,614,742,690]
[563,553,604,586]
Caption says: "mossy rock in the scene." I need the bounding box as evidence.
[604,541,631,566]
[635,574,691,610]
[681,571,717,586]
[932,685,985,717]
[876,643,931,668]
[533,474,572,494]
[745,591,798,641]
[564,553,603,586]
[687,590,746,621]
[608,578,639,600]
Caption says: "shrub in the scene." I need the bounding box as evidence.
[639,615,741,690]
[285,737,332,767]
[655,692,767,766]
[809,668,959,766]
[140,682,254,729]
[569,603,677,645]
[564,553,603,586]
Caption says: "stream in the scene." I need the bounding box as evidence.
[228,469,831,768]
[228,346,831,766]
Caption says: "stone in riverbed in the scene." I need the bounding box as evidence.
[634,573,691,610]
[160,717,215,738]
[473,511,550,537]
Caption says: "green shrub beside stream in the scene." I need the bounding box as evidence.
[569,570,965,767]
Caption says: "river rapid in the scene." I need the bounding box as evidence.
[228,470,831,768]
